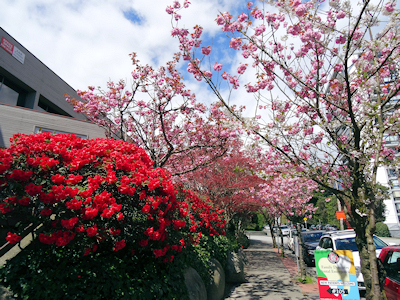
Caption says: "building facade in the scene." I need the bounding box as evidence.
[377,137,400,237]
[0,27,104,148]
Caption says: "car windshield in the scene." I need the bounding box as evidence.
[281,226,289,229]
[302,232,324,242]
[335,236,388,251]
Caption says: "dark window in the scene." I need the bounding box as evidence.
[395,203,400,214]
[320,237,333,249]
[383,250,400,282]
[388,169,397,178]
[0,75,26,106]
[38,95,71,117]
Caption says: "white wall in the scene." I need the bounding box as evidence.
[0,103,105,147]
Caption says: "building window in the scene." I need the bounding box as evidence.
[0,75,26,106]
[38,95,71,117]
[384,135,398,145]
[388,169,397,178]
[34,126,87,139]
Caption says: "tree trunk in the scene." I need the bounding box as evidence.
[296,223,307,281]
[353,205,386,300]
[269,223,277,248]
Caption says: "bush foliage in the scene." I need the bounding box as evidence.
[0,133,228,299]
[375,222,390,237]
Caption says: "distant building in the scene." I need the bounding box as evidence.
[0,27,104,148]
[332,54,400,237]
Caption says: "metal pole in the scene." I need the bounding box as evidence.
[337,198,344,230]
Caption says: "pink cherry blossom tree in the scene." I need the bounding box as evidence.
[183,139,266,226]
[66,52,241,178]
[168,0,400,297]
[260,168,318,279]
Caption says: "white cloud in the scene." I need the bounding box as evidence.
[0,0,241,92]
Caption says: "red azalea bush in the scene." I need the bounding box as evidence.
[0,133,226,299]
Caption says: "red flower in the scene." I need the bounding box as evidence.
[0,203,13,214]
[66,174,83,185]
[79,189,93,199]
[173,220,186,230]
[148,178,161,191]
[113,240,126,251]
[142,204,150,214]
[153,249,163,258]
[17,197,31,206]
[118,184,136,196]
[6,232,22,244]
[83,207,98,219]
[163,255,174,263]
[39,233,55,245]
[51,174,65,185]
[101,207,114,219]
[139,240,148,247]
[145,227,154,236]
[61,217,79,230]
[40,207,53,216]
[83,248,91,256]
[24,183,42,196]
[4,196,17,204]
[65,199,82,210]
[54,230,76,247]
[109,228,121,236]
[86,225,97,237]
[10,169,32,181]
[75,224,85,233]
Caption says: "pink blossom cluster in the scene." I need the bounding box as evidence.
[66,52,242,179]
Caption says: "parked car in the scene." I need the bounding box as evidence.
[317,229,388,293]
[379,245,400,300]
[288,228,298,253]
[325,224,338,231]
[288,228,310,253]
[301,230,326,267]
[272,225,290,236]
[316,224,326,230]
[310,224,317,230]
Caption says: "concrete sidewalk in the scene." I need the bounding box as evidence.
[224,232,319,300]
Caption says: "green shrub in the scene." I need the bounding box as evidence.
[0,240,188,299]
[181,234,231,289]
[226,231,250,251]
[376,222,390,237]
[246,214,264,231]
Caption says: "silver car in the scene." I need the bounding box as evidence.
[273,225,290,236]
